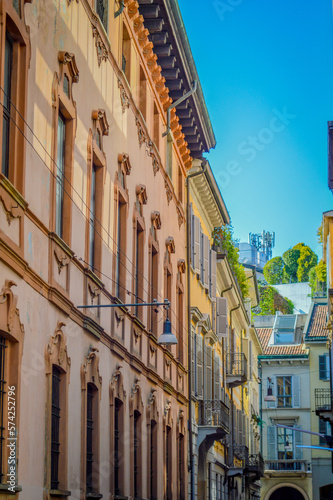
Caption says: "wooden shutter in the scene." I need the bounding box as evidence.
[214,352,221,400]
[193,215,200,273]
[197,335,203,399]
[206,344,213,400]
[210,249,217,299]
[319,355,327,380]
[216,297,228,338]
[249,340,253,381]
[267,426,277,460]
[294,426,302,459]
[212,301,216,334]
[191,327,195,396]
[203,234,210,289]
[292,375,300,408]
[267,376,276,409]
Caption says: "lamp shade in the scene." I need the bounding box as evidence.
[157,317,178,345]
[264,386,276,402]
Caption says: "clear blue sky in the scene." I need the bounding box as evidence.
[180,0,333,259]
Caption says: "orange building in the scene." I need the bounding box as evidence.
[0,0,216,498]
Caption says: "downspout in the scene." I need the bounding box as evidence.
[259,361,263,456]
[114,0,125,17]
[186,160,207,500]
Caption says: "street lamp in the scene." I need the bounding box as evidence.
[77,298,178,345]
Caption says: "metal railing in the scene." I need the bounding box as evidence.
[315,388,332,412]
[233,444,249,463]
[198,400,229,433]
[226,353,247,379]
[265,460,311,472]
[248,453,265,475]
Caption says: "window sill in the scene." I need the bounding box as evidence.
[86,493,103,499]
[0,484,22,493]
[50,489,71,497]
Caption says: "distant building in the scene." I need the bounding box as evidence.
[236,230,275,278]
[274,283,313,314]
[256,312,313,500]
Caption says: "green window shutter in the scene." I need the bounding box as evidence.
[197,335,203,399]
[319,355,327,380]
[267,426,276,460]
[292,375,300,408]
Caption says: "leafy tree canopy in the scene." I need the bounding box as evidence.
[263,256,284,285]
[297,246,318,282]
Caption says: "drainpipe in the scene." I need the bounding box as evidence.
[258,361,263,456]
[186,160,207,500]
[114,0,125,17]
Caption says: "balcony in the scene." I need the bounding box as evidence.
[226,353,247,387]
[315,388,333,422]
[227,445,248,478]
[197,400,229,450]
[246,453,265,482]
[264,460,311,478]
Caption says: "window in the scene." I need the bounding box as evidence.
[115,154,131,301]
[178,166,183,203]
[153,103,160,150]
[55,113,66,238]
[277,376,292,407]
[95,0,108,31]
[319,354,330,381]
[133,410,141,499]
[2,34,13,178]
[139,66,147,121]
[177,261,185,364]
[166,426,172,499]
[178,433,185,500]
[134,186,147,320]
[0,337,6,483]
[1,13,28,195]
[86,384,99,494]
[164,238,175,349]
[52,52,79,245]
[149,243,159,335]
[51,366,61,490]
[150,420,157,500]
[319,419,331,446]
[114,398,124,496]
[86,110,108,275]
[122,23,131,84]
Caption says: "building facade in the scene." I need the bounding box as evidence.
[256,313,313,500]
[0,0,216,498]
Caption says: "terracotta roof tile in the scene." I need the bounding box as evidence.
[257,328,308,357]
[306,304,329,339]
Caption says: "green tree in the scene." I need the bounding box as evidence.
[309,259,327,296]
[263,256,284,285]
[297,246,318,282]
[254,283,294,316]
[282,248,301,283]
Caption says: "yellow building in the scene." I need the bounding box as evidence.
[305,300,333,499]
[187,160,263,499]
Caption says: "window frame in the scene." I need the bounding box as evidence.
[277,376,292,408]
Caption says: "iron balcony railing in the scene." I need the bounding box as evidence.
[198,400,229,433]
[265,460,311,472]
[315,388,332,412]
[226,353,247,379]
[247,453,265,476]
[233,444,249,463]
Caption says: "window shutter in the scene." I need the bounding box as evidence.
[232,403,236,445]
[190,205,194,265]
[197,335,203,399]
[191,327,195,396]
[193,216,200,274]
[267,376,276,409]
[267,426,276,460]
[212,301,216,334]
[319,355,327,380]
[210,249,217,299]
[216,297,228,338]
[205,344,213,400]
[249,340,253,381]
[203,234,210,289]
[214,352,221,400]
[319,419,327,446]
[242,413,246,446]
[294,426,302,459]
[292,375,300,408]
